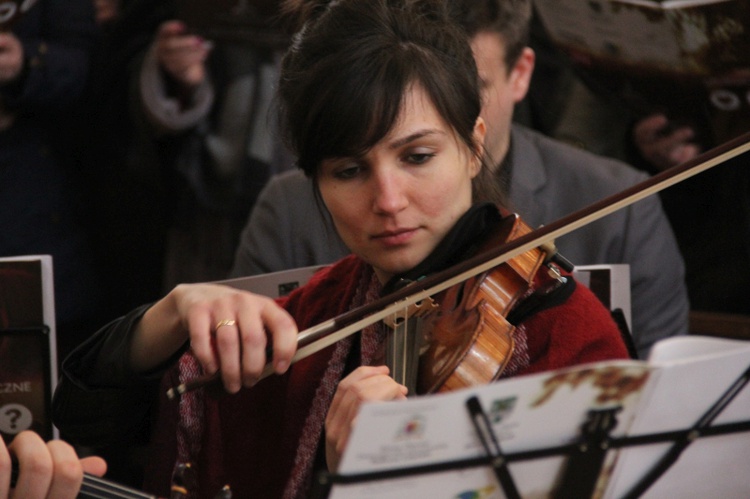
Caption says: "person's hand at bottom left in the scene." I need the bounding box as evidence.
[0,430,107,499]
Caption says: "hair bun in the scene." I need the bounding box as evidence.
[281,0,339,32]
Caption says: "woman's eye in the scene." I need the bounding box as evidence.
[405,152,435,165]
[334,163,362,180]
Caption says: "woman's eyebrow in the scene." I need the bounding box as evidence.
[389,129,445,150]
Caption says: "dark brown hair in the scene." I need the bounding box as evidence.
[278,0,509,205]
[279,0,479,172]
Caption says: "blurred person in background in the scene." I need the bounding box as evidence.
[0,0,102,361]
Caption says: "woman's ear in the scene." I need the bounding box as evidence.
[470,117,487,177]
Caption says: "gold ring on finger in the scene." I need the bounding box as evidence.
[215,319,237,331]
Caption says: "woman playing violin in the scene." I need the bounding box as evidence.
[48,0,629,497]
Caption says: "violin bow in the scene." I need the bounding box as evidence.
[170,130,750,398]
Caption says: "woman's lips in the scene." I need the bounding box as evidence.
[372,228,418,246]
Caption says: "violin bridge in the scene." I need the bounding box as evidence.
[382,297,439,329]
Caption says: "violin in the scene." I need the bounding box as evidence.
[382,210,557,395]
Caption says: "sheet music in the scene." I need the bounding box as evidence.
[332,360,651,497]
[605,336,750,498]
[330,336,750,498]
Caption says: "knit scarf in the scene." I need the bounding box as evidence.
[283,267,385,498]
[174,353,205,496]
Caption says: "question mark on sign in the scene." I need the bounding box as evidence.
[5,408,21,429]
[0,404,32,434]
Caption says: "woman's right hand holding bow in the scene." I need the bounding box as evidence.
[129,283,299,393]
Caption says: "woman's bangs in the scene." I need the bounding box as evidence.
[317,70,404,162]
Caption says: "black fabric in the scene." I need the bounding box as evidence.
[52,304,173,447]
[506,276,575,326]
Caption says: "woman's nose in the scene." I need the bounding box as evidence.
[371,168,409,215]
